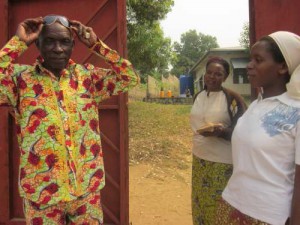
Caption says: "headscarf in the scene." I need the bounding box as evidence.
[268,31,300,99]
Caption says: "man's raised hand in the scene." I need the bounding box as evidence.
[16,17,44,46]
[69,20,97,48]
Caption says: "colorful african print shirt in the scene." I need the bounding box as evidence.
[0,36,139,206]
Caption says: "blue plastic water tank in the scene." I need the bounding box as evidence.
[179,75,194,97]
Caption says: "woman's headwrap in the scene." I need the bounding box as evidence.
[268,31,300,99]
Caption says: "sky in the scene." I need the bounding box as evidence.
[161,0,249,48]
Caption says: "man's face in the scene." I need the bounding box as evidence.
[36,22,74,76]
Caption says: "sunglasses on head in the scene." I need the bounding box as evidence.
[43,15,70,27]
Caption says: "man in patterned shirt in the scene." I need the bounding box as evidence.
[0,15,139,224]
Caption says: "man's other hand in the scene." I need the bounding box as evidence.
[16,17,44,46]
[69,20,97,48]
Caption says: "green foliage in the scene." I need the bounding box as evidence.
[239,22,250,51]
[127,22,172,82]
[171,30,219,76]
[127,0,174,24]
[127,0,174,82]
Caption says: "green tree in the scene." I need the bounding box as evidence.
[127,0,174,24]
[127,0,174,82]
[127,22,172,81]
[171,30,219,76]
[239,22,250,50]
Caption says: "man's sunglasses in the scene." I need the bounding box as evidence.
[43,15,70,27]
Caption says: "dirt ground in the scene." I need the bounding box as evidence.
[129,160,193,225]
[128,101,193,224]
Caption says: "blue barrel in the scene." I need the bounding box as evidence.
[179,75,194,97]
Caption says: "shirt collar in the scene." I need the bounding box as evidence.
[259,92,300,108]
[34,56,76,79]
[277,92,300,107]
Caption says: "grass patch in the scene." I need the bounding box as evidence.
[129,101,193,170]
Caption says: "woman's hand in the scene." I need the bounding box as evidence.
[16,17,44,46]
[69,20,98,48]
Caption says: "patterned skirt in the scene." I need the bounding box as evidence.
[192,155,233,225]
[215,198,271,225]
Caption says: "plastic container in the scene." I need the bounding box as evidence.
[160,90,165,98]
[179,75,194,97]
